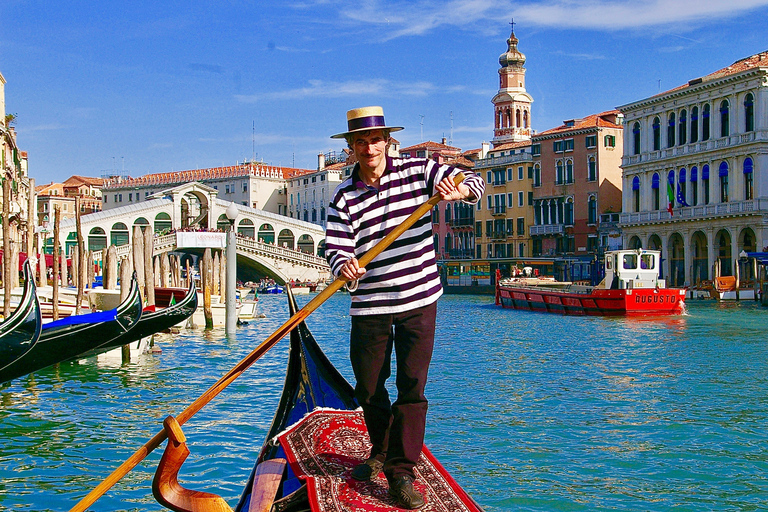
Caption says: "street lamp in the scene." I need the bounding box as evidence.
[225,202,238,334]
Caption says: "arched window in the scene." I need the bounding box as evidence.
[702,103,711,140]
[702,164,710,204]
[690,166,698,206]
[516,109,521,127]
[678,109,687,145]
[690,106,699,143]
[111,222,129,246]
[652,117,661,150]
[744,93,755,132]
[564,197,574,225]
[523,110,529,129]
[667,112,676,147]
[588,196,598,224]
[719,161,729,202]
[556,161,563,184]
[587,156,596,181]
[445,203,451,222]
[720,100,730,137]
[88,227,108,252]
[652,173,660,210]
[744,157,754,200]
[534,164,541,187]
[237,218,255,238]
[154,212,172,234]
[667,170,675,211]
[632,122,641,155]
[566,160,573,183]
[678,168,687,206]
[632,177,640,213]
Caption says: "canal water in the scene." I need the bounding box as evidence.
[1,293,767,511]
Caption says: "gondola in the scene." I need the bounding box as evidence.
[152,288,484,512]
[0,262,42,376]
[0,274,143,384]
[77,281,197,360]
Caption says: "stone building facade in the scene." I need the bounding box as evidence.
[618,51,768,287]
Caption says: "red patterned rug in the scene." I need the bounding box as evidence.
[277,409,483,512]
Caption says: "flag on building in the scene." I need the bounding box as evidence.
[676,183,689,208]
[667,181,674,215]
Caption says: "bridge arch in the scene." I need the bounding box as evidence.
[297,234,315,254]
[238,218,255,238]
[155,212,172,234]
[278,229,295,250]
[88,227,108,251]
[111,222,129,246]
[258,223,275,244]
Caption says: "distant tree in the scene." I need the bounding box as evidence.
[4,113,16,127]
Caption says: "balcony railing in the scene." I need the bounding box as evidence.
[474,152,533,169]
[529,224,565,236]
[620,198,768,225]
[448,217,475,227]
[623,132,759,166]
[489,231,512,241]
[491,206,507,216]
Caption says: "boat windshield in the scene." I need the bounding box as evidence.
[623,254,637,269]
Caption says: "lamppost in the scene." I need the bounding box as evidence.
[225,202,238,334]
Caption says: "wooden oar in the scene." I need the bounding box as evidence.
[69,173,466,511]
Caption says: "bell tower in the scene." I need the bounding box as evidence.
[492,21,533,146]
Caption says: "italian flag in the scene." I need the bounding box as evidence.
[667,182,674,215]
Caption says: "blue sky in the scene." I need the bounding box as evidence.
[2,0,767,185]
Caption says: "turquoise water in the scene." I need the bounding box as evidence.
[1,294,767,511]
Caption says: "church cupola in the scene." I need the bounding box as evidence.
[492,21,534,146]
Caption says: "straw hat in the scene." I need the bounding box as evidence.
[330,106,404,139]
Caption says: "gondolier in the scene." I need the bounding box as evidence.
[325,106,485,509]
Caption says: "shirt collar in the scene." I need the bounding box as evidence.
[352,156,394,191]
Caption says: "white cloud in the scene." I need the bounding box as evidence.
[337,0,768,37]
[235,78,458,102]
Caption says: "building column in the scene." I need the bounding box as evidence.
[706,227,717,278]
[683,229,692,287]
[661,232,671,283]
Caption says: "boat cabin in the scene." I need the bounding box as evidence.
[604,249,665,290]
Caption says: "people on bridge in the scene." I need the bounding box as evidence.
[324,106,485,509]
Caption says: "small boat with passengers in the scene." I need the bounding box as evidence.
[496,249,686,316]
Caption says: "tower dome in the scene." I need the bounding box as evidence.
[499,28,525,68]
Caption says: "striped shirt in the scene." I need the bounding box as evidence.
[325,156,485,316]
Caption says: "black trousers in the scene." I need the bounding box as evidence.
[349,302,437,480]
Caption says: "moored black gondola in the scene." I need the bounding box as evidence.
[0,274,142,384]
[0,262,42,377]
[77,281,197,360]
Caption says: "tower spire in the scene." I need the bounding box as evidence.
[491,22,533,146]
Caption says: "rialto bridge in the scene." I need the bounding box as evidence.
[50,182,331,283]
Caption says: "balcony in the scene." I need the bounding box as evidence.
[474,152,533,170]
[491,206,507,216]
[529,224,565,236]
[447,249,475,259]
[489,231,511,241]
[623,133,759,167]
[448,217,475,228]
[620,198,768,226]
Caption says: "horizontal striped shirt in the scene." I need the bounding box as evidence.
[325,156,485,315]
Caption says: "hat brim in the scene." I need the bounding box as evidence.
[331,126,404,139]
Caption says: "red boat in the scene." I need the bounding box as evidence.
[495,249,686,316]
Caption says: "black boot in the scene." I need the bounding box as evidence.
[388,475,425,509]
[351,456,384,481]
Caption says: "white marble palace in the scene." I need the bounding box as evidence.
[618,50,768,287]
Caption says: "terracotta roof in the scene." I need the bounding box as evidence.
[664,50,768,95]
[535,110,623,137]
[103,163,314,189]
[443,155,476,169]
[63,175,105,187]
[399,140,462,153]
[491,140,531,151]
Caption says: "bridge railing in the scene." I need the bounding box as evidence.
[235,236,329,269]
[90,233,330,270]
